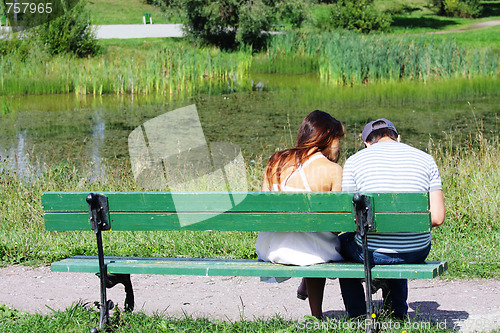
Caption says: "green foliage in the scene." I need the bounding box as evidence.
[429,0,483,18]
[319,0,392,33]
[0,29,46,62]
[179,0,273,48]
[0,304,28,322]
[35,0,100,57]
[144,0,181,9]
[273,0,312,29]
[1,1,98,59]
[235,0,271,47]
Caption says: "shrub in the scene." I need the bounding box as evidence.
[236,1,270,47]
[324,0,392,33]
[429,0,483,18]
[274,0,312,29]
[35,0,100,57]
[179,0,273,49]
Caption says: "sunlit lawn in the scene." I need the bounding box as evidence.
[87,0,177,25]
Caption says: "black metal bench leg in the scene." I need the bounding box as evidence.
[362,236,375,333]
[96,230,112,331]
[87,193,114,332]
[105,273,135,312]
[353,193,376,333]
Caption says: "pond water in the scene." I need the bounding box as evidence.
[1,74,499,178]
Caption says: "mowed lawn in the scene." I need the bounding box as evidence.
[87,0,174,24]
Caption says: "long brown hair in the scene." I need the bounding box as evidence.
[265,110,344,189]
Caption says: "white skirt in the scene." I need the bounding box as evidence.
[256,231,343,266]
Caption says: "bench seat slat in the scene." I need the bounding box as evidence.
[51,256,447,279]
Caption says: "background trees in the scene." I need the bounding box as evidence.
[429,0,483,18]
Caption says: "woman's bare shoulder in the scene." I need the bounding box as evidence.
[312,154,343,171]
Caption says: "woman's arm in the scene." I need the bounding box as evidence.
[262,177,271,191]
[330,164,342,192]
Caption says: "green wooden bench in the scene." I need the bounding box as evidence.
[42,191,448,331]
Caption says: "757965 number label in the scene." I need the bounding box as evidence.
[3,0,80,30]
[6,2,52,14]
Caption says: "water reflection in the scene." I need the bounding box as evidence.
[91,107,106,180]
[0,130,30,176]
[0,76,499,178]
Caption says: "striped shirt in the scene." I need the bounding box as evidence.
[342,141,442,253]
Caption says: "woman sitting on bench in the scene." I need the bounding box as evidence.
[256,110,345,319]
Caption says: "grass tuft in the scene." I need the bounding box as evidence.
[0,302,452,332]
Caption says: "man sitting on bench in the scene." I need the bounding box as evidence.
[339,118,446,319]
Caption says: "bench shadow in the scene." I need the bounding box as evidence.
[409,301,469,329]
[322,301,468,330]
[322,310,348,320]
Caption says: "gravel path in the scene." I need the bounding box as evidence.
[94,24,184,39]
[93,20,500,39]
[1,265,499,332]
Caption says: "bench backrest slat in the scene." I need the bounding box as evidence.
[42,192,430,233]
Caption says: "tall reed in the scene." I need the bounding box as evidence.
[257,31,499,86]
[2,32,498,96]
[0,42,253,97]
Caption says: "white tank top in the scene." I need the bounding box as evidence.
[272,153,326,192]
[256,154,343,267]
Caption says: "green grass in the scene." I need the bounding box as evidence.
[0,303,451,333]
[423,24,500,47]
[1,124,499,278]
[378,0,500,34]
[428,122,500,278]
[87,0,178,25]
[310,0,500,34]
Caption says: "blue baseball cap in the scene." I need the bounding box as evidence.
[362,118,398,142]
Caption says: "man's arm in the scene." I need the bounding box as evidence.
[429,189,445,227]
[341,158,356,191]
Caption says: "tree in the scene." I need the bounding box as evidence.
[180,0,272,48]
[323,0,392,33]
[429,0,482,18]
[35,0,100,57]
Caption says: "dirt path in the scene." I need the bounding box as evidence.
[1,265,499,332]
[426,19,500,34]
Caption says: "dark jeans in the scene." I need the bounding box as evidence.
[338,232,431,318]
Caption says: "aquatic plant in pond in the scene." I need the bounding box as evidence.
[2,31,499,96]
[0,42,253,97]
[255,31,499,85]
